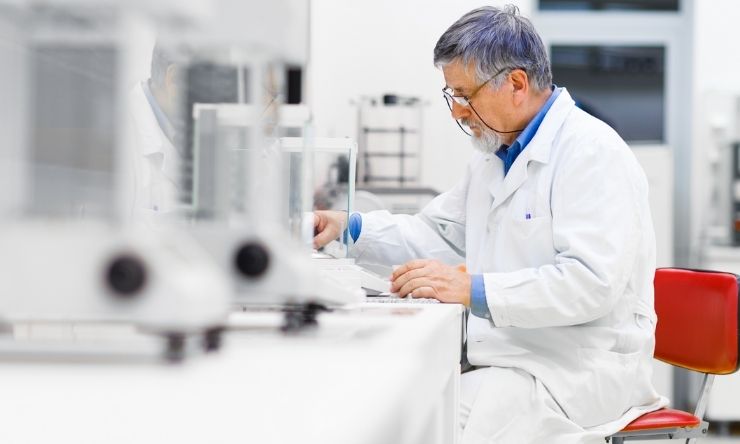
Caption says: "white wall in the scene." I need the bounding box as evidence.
[693,0,740,94]
[309,0,533,193]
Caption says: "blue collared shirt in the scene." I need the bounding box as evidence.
[471,86,561,322]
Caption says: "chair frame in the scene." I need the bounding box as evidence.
[608,373,712,443]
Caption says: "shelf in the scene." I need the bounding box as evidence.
[362,128,419,134]
[363,152,417,158]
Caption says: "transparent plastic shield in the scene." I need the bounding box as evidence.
[24,13,120,220]
[280,137,357,256]
[0,11,29,219]
[180,52,285,227]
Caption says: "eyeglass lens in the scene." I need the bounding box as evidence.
[443,92,472,136]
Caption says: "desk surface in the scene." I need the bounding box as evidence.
[0,303,463,444]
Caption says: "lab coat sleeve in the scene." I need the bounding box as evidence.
[485,133,648,328]
[350,170,469,267]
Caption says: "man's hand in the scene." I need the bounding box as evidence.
[313,210,347,249]
[390,259,471,306]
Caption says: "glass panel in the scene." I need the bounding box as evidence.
[164,54,284,231]
[29,45,117,219]
[539,0,679,11]
[551,45,665,143]
[281,137,357,256]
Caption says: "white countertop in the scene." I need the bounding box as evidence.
[0,303,463,444]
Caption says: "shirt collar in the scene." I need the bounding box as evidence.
[495,85,562,174]
[512,85,561,151]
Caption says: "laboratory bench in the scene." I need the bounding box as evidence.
[0,302,464,444]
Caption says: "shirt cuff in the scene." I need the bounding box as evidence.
[348,212,362,242]
[470,274,494,323]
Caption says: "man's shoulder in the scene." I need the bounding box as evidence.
[553,108,647,191]
[557,107,630,157]
[563,106,621,137]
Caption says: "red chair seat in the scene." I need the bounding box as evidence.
[621,408,701,432]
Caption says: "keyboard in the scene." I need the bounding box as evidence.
[313,257,391,295]
[365,296,440,304]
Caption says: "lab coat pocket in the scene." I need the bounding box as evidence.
[506,217,555,266]
[573,347,641,427]
[510,216,551,237]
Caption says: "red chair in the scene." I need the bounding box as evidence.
[608,268,740,443]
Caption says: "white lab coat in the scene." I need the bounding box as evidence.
[125,81,182,220]
[352,88,666,440]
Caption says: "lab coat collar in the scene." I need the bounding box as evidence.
[141,80,176,145]
[130,82,166,157]
[488,88,576,210]
[129,82,182,184]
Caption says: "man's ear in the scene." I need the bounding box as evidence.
[509,68,529,105]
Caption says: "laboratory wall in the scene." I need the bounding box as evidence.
[693,0,740,94]
[309,0,534,193]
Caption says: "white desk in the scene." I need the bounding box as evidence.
[0,302,463,444]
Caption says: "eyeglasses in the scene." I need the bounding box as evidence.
[442,66,521,136]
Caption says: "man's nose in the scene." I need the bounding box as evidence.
[450,101,470,120]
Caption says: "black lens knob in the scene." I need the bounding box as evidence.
[106,255,147,297]
[234,242,270,278]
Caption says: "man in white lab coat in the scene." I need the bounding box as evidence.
[126,44,183,218]
[313,5,666,444]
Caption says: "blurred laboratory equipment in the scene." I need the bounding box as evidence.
[147,0,363,327]
[182,101,364,311]
[353,94,439,215]
[0,0,231,361]
[356,94,423,187]
[692,93,740,425]
[715,97,740,246]
[696,93,740,250]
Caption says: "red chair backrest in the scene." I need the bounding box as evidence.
[654,268,740,375]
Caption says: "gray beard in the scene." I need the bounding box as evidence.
[460,117,504,153]
[468,125,504,154]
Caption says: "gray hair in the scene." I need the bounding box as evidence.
[433,5,552,91]
[150,42,173,89]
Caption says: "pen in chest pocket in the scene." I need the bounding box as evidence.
[524,193,537,220]
[525,193,535,219]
